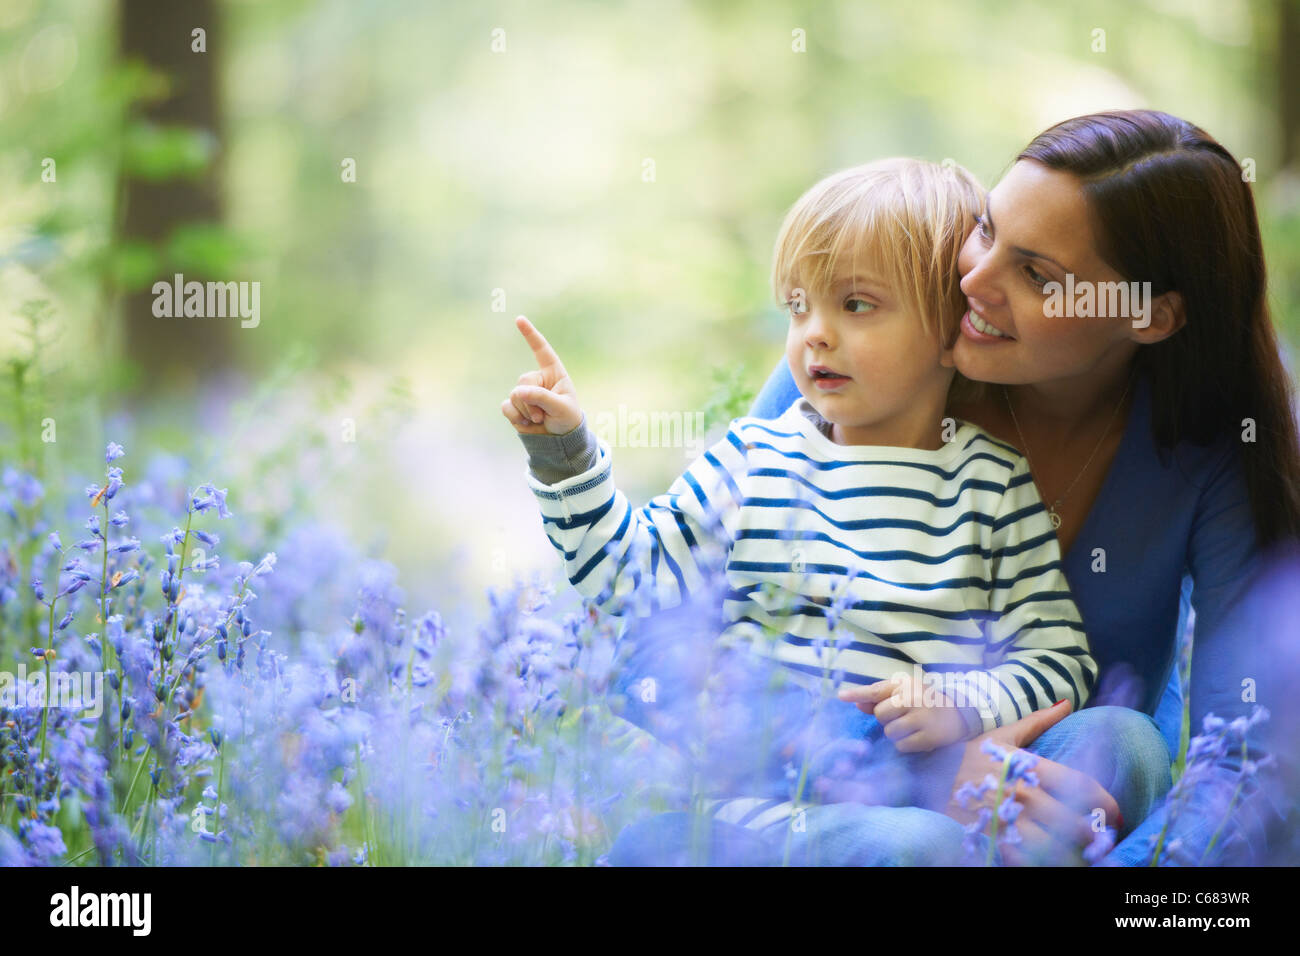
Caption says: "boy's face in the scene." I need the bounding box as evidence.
[782,258,956,446]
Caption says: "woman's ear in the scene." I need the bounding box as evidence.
[1130,290,1186,345]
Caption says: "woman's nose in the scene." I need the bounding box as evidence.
[960,253,1005,308]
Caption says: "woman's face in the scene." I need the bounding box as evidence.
[953,159,1141,386]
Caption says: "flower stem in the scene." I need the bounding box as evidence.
[1198,737,1250,865]
[985,754,1012,867]
[211,742,225,865]
[37,597,56,762]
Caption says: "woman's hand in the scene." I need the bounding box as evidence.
[943,700,1121,866]
[502,315,585,436]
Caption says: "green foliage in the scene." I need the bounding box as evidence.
[167,223,257,277]
[699,363,758,434]
[106,240,162,291]
[121,123,217,181]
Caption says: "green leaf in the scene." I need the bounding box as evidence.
[122,122,216,181]
[166,223,250,276]
[107,241,161,290]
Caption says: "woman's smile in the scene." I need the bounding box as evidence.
[960,307,1016,343]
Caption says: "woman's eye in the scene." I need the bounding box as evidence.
[976,215,992,241]
[1025,265,1050,290]
[845,297,877,314]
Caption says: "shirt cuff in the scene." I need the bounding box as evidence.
[516,413,600,485]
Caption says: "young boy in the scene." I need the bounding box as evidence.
[501,158,1096,791]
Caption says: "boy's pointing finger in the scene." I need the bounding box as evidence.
[515,315,564,370]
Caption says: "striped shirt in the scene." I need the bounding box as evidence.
[524,396,1097,733]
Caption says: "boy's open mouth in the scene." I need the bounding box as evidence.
[809,365,851,390]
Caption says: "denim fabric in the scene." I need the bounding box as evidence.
[608,705,1172,866]
[609,805,971,866]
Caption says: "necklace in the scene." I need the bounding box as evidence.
[1002,372,1134,531]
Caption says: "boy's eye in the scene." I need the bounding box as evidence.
[845,296,876,314]
[784,297,808,316]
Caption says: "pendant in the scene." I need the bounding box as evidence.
[1048,508,1062,530]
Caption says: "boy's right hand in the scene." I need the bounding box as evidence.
[502,315,585,436]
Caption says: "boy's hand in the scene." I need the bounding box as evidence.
[502,315,585,436]
[838,676,972,753]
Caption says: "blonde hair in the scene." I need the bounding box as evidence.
[770,157,983,348]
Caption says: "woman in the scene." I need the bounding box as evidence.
[612,109,1300,866]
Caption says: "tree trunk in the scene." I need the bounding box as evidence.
[117,0,230,390]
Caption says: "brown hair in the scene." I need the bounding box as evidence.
[1018,109,1300,547]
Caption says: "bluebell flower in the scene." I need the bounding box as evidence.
[996,795,1022,824]
[111,569,139,590]
[105,442,125,464]
[1084,827,1116,864]
[191,484,232,519]
[3,468,44,507]
[954,780,981,810]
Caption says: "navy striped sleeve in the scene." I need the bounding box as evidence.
[525,422,747,617]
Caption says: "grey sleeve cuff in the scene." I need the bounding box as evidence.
[516,413,601,485]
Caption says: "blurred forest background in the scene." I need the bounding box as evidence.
[1,0,1298,620]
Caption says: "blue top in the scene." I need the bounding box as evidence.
[747,355,1282,861]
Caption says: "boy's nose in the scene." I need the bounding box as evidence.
[803,310,835,349]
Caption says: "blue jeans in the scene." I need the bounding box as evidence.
[609,705,1173,865]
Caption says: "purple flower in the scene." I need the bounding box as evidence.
[106,442,125,464]
[325,783,353,815]
[1084,827,1117,864]
[192,484,232,519]
[996,795,1023,824]
[954,781,981,810]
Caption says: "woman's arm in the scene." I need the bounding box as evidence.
[750,354,801,420]
[1114,441,1286,865]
